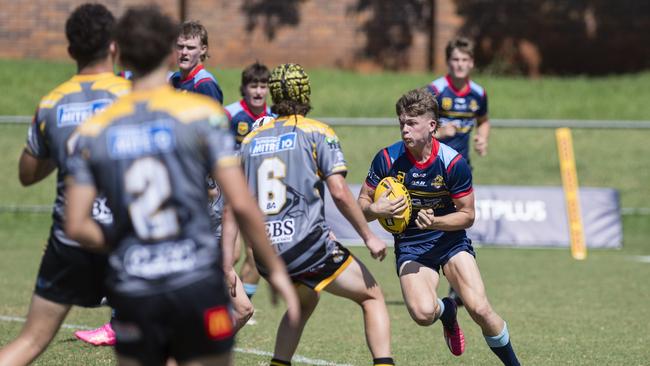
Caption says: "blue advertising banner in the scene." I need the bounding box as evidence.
[324,185,622,248]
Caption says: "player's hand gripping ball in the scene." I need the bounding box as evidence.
[374,177,412,234]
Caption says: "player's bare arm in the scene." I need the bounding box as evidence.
[473,115,490,156]
[327,174,387,261]
[435,122,458,140]
[64,178,108,253]
[415,192,476,231]
[220,204,239,295]
[214,164,300,326]
[358,183,408,222]
[18,149,56,186]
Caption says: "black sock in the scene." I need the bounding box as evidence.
[490,341,520,366]
[270,358,291,366]
[373,357,395,365]
[439,297,457,329]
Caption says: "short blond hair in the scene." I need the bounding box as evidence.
[180,20,209,61]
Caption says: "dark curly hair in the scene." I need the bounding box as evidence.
[114,6,179,77]
[271,100,311,117]
[65,3,115,68]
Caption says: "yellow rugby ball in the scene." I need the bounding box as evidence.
[373,176,412,234]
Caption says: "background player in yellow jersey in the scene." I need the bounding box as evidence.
[64,6,298,366]
[237,64,395,366]
[0,4,129,365]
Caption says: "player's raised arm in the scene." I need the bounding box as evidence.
[214,164,300,326]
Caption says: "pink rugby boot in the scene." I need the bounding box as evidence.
[74,322,116,346]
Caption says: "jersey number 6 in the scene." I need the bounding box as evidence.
[257,157,287,215]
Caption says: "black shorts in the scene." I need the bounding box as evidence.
[110,274,234,365]
[292,241,353,292]
[34,234,108,307]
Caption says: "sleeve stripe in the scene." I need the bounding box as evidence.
[446,154,463,173]
[382,148,392,170]
[451,187,473,199]
[194,78,213,88]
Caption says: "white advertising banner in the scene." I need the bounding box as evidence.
[324,185,622,248]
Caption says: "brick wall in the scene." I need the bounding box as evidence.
[191,0,439,72]
[0,0,647,75]
[0,0,448,72]
[0,0,179,62]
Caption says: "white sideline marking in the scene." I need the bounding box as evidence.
[234,347,352,366]
[0,315,92,330]
[630,255,650,263]
[0,315,353,366]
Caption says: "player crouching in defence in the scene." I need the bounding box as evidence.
[358,88,520,365]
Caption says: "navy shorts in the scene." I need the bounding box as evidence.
[109,274,234,365]
[34,234,108,307]
[394,237,475,275]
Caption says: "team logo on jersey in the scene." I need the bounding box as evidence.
[57,99,112,127]
[396,171,406,184]
[250,132,297,156]
[265,219,295,244]
[107,120,175,159]
[441,97,453,111]
[469,99,479,112]
[92,197,113,225]
[237,121,249,136]
[124,239,197,278]
[432,175,445,189]
[326,136,341,150]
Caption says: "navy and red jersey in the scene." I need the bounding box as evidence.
[169,64,223,104]
[427,75,487,162]
[224,99,273,148]
[365,138,473,248]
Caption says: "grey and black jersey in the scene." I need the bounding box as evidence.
[240,114,347,276]
[68,86,238,296]
[25,73,130,247]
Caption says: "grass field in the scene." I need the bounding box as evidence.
[1,59,649,365]
[1,212,649,365]
[2,59,650,120]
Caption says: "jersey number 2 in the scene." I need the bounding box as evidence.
[125,157,179,240]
